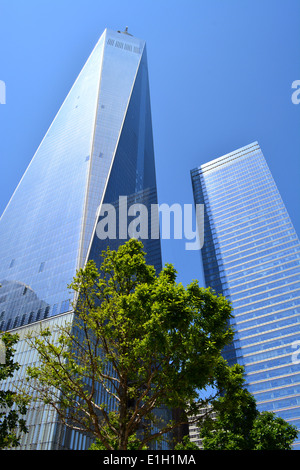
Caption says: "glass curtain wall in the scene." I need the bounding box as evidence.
[191,142,300,448]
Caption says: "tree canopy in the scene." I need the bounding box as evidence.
[199,363,298,450]
[0,332,28,449]
[25,239,234,450]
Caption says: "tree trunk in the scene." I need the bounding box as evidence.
[118,377,128,450]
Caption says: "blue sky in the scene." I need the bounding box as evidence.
[0,0,299,287]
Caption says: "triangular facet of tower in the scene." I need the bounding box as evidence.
[87,33,162,273]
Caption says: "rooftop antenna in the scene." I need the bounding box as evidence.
[118,26,133,36]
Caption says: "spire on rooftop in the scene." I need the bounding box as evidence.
[117,26,133,36]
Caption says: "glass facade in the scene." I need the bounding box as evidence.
[191,142,300,448]
[0,28,163,449]
[0,28,161,332]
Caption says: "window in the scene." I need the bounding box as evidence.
[36,309,42,321]
[28,312,34,323]
[44,306,50,318]
[52,304,58,316]
[60,299,70,313]
[39,262,45,273]
[9,259,15,268]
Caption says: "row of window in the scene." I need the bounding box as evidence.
[201,166,272,206]
[8,259,46,272]
[225,250,300,286]
[236,308,300,337]
[245,353,300,375]
[252,383,300,403]
[218,214,292,250]
[209,185,279,224]
[239,331,300,358]
[237,342,300,367]
[205,174,277,215]
[225,245,300,279]
[233,285,300,316]
[234,320,300,350]
[106,37,141,54]
[229,262,300,295]
[249,373,300,394]
[215,210,289,245]
[200,151,266,188]
[0,299,71,332]
[221,234,297,268]
[198,143,260,173]
[235,295,300,322]
[222,227,295,262]
[214,201,284,238]
[219,243,299,287]
[232,277,300,308]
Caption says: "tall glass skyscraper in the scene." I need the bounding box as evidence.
[0,28,162,449]
[191,142,300,448]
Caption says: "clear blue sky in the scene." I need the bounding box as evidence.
[0,0,299,287]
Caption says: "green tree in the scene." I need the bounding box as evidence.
[251,411,298,450]
[0,332,28,449]
[89,411,148,450]
[174,435,199,450]
[199,364,298,450]
[25,239,234,450]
